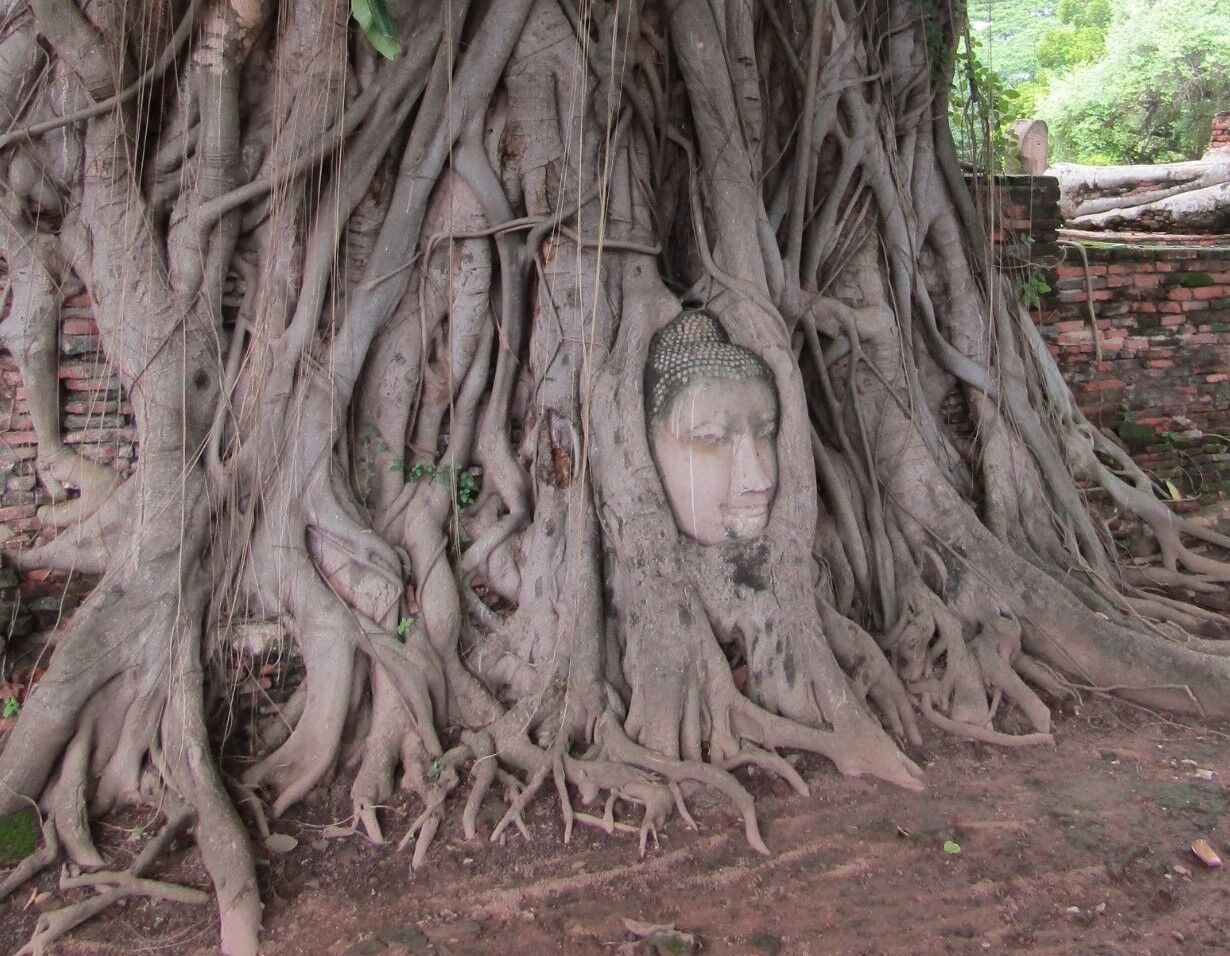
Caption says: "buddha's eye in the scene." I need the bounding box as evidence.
[689,428,726,445]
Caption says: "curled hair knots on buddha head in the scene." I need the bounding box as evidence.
[643,308,776,425]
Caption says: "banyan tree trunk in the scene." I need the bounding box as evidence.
[0,2,1227,952]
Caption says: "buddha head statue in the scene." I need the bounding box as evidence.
[644,309,779,545]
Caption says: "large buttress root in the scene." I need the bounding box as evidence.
[1,1,1228,953]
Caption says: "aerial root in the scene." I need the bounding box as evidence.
[598,714,770,856]
[722,745,810,797]
[34,445,122,529]
[729,686,926,791]
[1126,594,1229,634]
[1124,567,1223,595]
[394,745,474,867]
[49,714,105,870]
[552,756,574,843]
[17,811,195,956]
[918,696,1055,748]
[58,869,209,905]
[378,708,786,865]
[667,782,698,831]
[1083,426,1230,581]
[460,730,496,840]
[225,775,271,843]
[490,751,557,845]
[1012,655,1080,702]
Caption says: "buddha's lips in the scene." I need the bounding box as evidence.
[725,502,770,522]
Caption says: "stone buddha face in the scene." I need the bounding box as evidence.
[644,311,779,545]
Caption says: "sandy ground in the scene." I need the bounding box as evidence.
[3,696,1228,955]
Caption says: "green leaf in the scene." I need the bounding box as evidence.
[0,809,39,864]
[1,696,19,718]
[396,615,415,636]
[943,839,962,855]
[1164,479,1182,501]
[456,469,481,507]
[351,0,402,60]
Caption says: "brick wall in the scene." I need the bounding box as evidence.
[0,300,134,640]
[1041,245,1230,494]
[974,174,1225,497]
[1210,112,1230,152]
[973,173,1230,498]
[972,172,1062,263]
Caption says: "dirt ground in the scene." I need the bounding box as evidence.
[2,696,1228,955]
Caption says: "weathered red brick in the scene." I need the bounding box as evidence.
[60,318,99,336]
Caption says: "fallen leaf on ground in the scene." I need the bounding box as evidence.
[943,839,962,854]
[1191,839,1223,868]
[264,833,299,854]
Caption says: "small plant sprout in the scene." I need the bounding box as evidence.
[396,460,482,508]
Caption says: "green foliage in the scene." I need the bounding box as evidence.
[1014,268,1052,309]
[974,0,1228,164]
[453,469,481,507]
[351,0,402,60]
[1036,25,1106,72]
[1036,0,1112,71]
[0,809,38,864]
[1,696,18,718]
[395,615,415,636]
[1036,0,1230,163]
[969,0,1062,84]
[394,459,482,508]
[949,33,1026,169]
[1115,409,1157,451]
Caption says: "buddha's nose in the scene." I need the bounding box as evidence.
[732,431,773,496]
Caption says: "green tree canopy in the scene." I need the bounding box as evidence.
[1035,0,1111,72]
[1037,0,1230,163]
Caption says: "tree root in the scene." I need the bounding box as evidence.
[918,697,1055,748]
[17,810,197,956]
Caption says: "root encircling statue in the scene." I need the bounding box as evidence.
[0,1,1227,953]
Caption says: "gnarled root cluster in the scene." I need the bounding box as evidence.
[0,1,1227,953]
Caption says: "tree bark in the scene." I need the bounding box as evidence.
[0,2,1226,952]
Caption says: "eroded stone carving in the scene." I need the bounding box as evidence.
[644,310,778,545]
